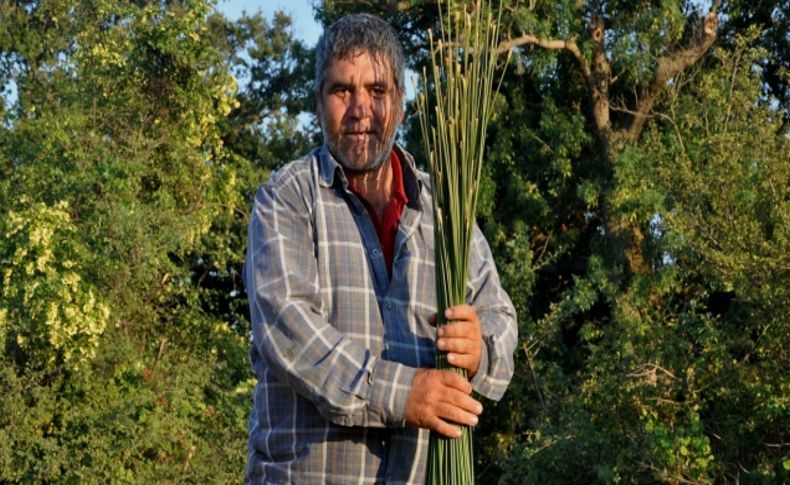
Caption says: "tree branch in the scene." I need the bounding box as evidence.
[522,341,547,414]
[497,34,589,79]
[497,34,571,54]
[624,7,719,143]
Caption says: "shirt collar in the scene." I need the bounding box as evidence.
[317,143,423,211]
[389,149,408,206]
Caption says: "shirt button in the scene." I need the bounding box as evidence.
[372,249,381,257]
[385,301,392,310]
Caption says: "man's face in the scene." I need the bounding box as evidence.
[317,51,403,172]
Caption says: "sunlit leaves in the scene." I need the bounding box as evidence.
[0,201,109,371]
[0,0,259,480]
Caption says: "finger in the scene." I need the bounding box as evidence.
[429,416,463,439]
[436,401,479,428]
[437,336,474,354]
[437,320,478,339]
[444,304,477,322]
[438,370,473,394]
[445,389,483,417]
[446,352,477,371]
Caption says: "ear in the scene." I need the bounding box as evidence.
[396,92,405,125]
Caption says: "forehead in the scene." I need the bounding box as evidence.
[324,51,393,85]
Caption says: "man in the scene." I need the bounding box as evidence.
[244,12,517,484]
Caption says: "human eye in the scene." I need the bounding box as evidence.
[371,85,387,98]
[328,84,350,98]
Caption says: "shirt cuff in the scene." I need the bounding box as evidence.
[470,336,491,393]
[366,358,416,427]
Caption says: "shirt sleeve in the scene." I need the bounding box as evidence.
[466,224,518,401]
[245,173,415,428]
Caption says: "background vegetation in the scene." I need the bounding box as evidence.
[1,0,787,482]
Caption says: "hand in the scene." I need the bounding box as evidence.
[405,368,483,438]
[430,304,483,378]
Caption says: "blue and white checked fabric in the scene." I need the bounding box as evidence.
[244,143,517,484]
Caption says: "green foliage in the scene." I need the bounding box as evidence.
[0,329,251,482]
[1,200,109,371]
[322,2,788,483]
[0,0,313,482]
[2,0,787,483]
[721,0,790,121]
[208,9,319,171]
[495,31,789,484]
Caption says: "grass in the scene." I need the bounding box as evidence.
[415,0,509,483]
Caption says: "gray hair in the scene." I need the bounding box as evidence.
[315,13,405,96]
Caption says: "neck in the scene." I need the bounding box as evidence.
[345,156,393,218]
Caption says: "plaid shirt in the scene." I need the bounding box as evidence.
[244,144,517,484]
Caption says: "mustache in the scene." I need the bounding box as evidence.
[343,124,383,137]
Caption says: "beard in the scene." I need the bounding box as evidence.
[323,115,399,172]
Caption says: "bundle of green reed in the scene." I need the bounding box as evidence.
[415,0,508,483]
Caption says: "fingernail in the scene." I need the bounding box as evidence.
[444,308,452,318]
[476,403,483,414]
[437,327,444,337]
[471,416,478,426]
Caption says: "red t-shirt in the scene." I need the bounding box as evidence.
[348,150,408,278]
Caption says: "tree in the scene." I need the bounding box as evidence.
[3,0,784,481]
[720,0,790,123]
[317,1,789,482]
[0,0,313,481]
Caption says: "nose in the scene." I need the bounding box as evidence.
[347,90,371,119]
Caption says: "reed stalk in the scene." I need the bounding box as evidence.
[415,0,509,483]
